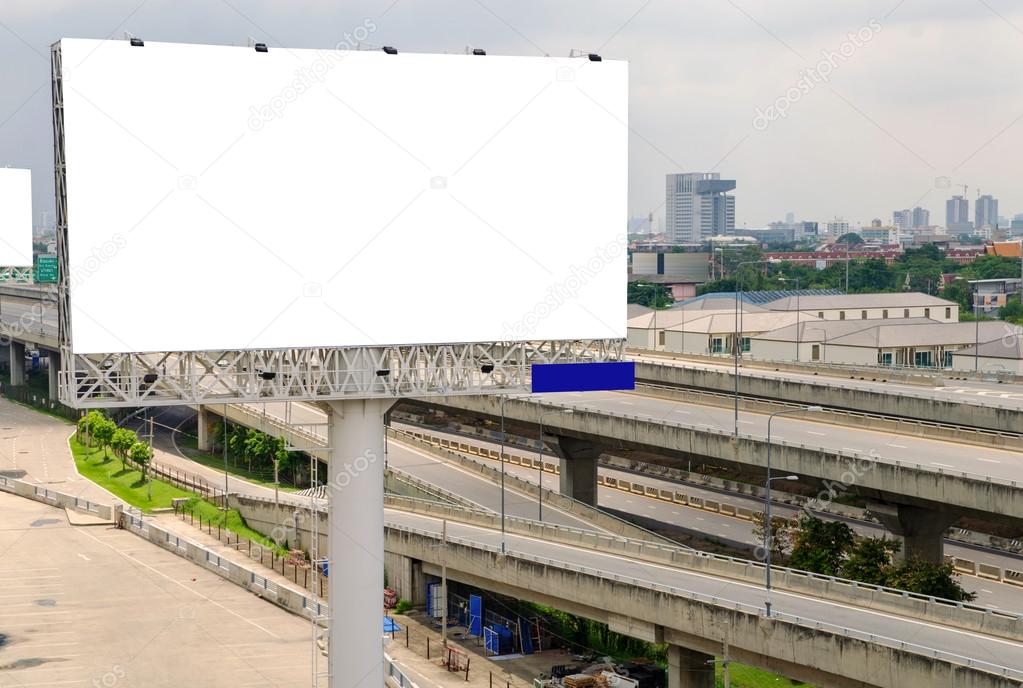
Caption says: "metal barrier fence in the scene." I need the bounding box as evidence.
[385,653,419,688]
[388,522,1023,683]
[633,381,1023,448]
[384,493,1023,643]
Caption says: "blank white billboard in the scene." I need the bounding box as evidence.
[59,39,627,354]
[0,168,33,267]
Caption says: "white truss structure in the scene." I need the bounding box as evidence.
[50,43,624,409]
[0,267,35,282]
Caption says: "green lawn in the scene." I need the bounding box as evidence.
[177,495,289,556]
[70,435,192,511]
[718,663,811,687]
[176,435,301,493]
[70,435,290,556]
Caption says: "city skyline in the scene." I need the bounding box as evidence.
[1,2,1022,232]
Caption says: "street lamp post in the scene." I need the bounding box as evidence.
[779,276,801,361]
[732,260,770,435]
[499,395,510,553]
[537,408,574,521]
[764,405,822,616]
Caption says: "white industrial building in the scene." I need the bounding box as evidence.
[951,337,1023,374]
[752,320,1023,368]
[765,293,958,323]
[660,311,813,356]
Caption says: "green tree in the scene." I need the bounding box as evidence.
[942,280,971,311]
[111,427,137,470]
[840,537,900,586]
[93,417,116,458]
[627,281,671,308]
[78,410,106,446]
[752,512,793,557]
[789,515,855,576]
[961,255,1021,280]
[886,558,976,602]
[999,296,1023,325]
[128,441,153,480]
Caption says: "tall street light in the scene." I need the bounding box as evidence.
[732,259,770,435]
[499,395,511,553]
[764,404,822,617]
[537,408,573,521]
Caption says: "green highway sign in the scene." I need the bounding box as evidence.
[35,255,58,284]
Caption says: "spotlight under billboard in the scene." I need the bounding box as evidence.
[0,168,33,267]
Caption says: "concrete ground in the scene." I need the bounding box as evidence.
[0,398,322,687]
[0,399,106,502]
[0,491,316,688]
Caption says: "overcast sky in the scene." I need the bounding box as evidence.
[2,0,1022,230]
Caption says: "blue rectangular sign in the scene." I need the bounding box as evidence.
[530,361,635,393]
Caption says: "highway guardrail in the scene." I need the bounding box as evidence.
[388,522,1023,683]
[384,494,1023,643]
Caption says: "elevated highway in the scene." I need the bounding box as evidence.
[631,352,1023,433]
[383,506,1023,688]
[424,392,1023,562]
[195,389,1023,564]
[137,405,1023,687]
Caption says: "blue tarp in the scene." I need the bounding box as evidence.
[384,617,402,633]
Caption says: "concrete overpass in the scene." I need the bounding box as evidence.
[135,405,1023,687]
[0,284,59,396]
[420,393,1023,563]
[194,392,1023,564]
[631,353,1023,434]
[382,506,1023,688]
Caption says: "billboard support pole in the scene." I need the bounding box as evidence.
[326,397,392,688]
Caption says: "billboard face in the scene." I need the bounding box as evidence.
[0,168,32,267]
[58,39,627,354]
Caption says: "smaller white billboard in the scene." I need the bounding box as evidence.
[0,168,32,266]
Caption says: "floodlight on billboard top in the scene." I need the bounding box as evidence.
[56,38,628,356]
[0,168,33,267]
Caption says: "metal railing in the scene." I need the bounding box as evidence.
[388,522,1023,682]
[633,381,1023,444]
[502,397,1023,490]
[631,351,1023,411]
[384,494,1022,621]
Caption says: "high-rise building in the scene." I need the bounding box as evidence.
[976,195,999,230]
[911,206,930,229]
[824,218,850,236]
[946,196,972,232]
[665,172,736,242]
[893,209,912,230]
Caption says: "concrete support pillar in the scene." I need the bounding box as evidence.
[870,503,955,564]
[326,398,392,688]
[9,341,25,386]
[47,350,60,400]
[667,644,714,688]
[196,406,212,452]
[556,436,600,506]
